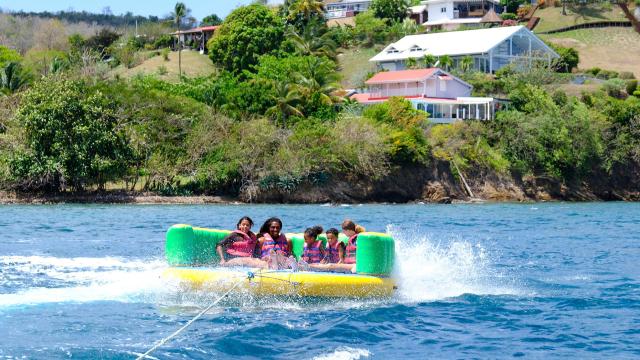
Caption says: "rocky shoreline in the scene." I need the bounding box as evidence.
[2,161,638,204]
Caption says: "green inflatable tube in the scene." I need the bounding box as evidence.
[165,225,395,275]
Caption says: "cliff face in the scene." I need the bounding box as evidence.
[249,160,640,203]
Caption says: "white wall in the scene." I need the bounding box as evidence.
[427,1,454,22]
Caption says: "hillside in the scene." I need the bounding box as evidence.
[541,27,640,76]
[110,50,217,81]
[337,47,379,89]
[534,4,632,33]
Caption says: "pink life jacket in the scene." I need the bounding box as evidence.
[303,240,323,264]
[260,233,289,259]
[343,234,358,264]
[226,230,257,257]
[325,240,342,263]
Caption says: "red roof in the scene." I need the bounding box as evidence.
[365,68,439,85]
[175,25,220,34]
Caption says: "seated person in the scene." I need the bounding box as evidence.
[257,217,295,270]
[217,216,268,268]
[321,228,344,264]
[309,219,363,273]
[300,226,326,265]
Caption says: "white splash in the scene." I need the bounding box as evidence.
[0,256,167,307]
[312,347,371,360]
[389,225,521,302]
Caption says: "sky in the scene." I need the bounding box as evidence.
[0,0,283,20]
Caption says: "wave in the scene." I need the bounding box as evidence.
[312,347,371,360]
[389,225,523,302]
[0,227,523,308]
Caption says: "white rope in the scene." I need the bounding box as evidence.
[135,276,246,360]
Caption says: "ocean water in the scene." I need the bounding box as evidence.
[0,203,639,359]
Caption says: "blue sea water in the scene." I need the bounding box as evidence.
[0,203,639,359]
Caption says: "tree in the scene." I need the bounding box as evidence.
[295,56,341,110]
[287,27,337,60]
[0,62,31,95]
[405,57,418,69]
[371,0,410,22]
[421,54,436,68]
[172,2,188,79]
[438,55,453,71]
[10,78,133,191]
[84,29,121,59]
[460,55,474,72]
[208,4,285,74]
[201,14,222,26]
[33,19,68,51]
[265,81,303,126]
[354,11,388,46]
[288,0,325,23]
[0,46,21,68]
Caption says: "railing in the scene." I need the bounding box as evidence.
[369,88,424,98]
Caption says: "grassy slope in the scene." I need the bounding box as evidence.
[534,4,631,33]
[541,28,640,76]
[111,50,217,81]
[337,47,380,89]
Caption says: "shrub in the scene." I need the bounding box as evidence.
[550,44,579,73]
[161,47,170,61]
[619,71,636,80]
[603,78,627,98]
[596,70,619,80]
[10,77,133,191]
[153,35,174,50]
[626,79,638,96]
[500,12,517,20]
[585,67,601,76]
[157,65,168,75]
[517,5,532,19]
[371,0,409,22]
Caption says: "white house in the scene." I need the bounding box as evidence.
[324,0,372,19]
[351,68,495,123]
[422,0,501,30]
[369,26,559,73]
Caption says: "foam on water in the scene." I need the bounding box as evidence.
[0,226,522,309]
[388,225,522,302]
[312,347,371,360]
[0,256,167,308]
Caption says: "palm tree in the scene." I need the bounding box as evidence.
[460,56,474,72]
[421,54,436,68]
[266,81,303,127]
[288,0,325,23]
[173,2,187,79]
[405,57,418,69]
[0,62,31,95]
[438,55,453,71]
[295,56,341,106]
[287,27,337,60]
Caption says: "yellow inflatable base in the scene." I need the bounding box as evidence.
[164,267,396,298]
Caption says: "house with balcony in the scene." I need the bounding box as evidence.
[324,0,372,19]
[369,26,559,73]
[172,25,219,54]
[422,0,502,30]
[351,68,495,123]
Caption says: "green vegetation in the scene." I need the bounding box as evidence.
[0,2,639,201]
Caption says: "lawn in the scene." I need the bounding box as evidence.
[541,28,640,77]
[337,46,380,89]
[111,49,217,81]
[534,3,632,33]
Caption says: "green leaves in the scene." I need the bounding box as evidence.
[10,77,133,191]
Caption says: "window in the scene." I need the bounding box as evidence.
[386,47,399,54]
[409,45,423,52]
[441,7,447,13]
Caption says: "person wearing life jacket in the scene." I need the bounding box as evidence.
[322,228,344,264]
[217,216,259,267]
[342,219,361,266]
[301,225,325,265]
[257,217,296,269]
[310,219,364,273]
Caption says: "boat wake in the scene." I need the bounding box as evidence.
[0,227,522,309]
